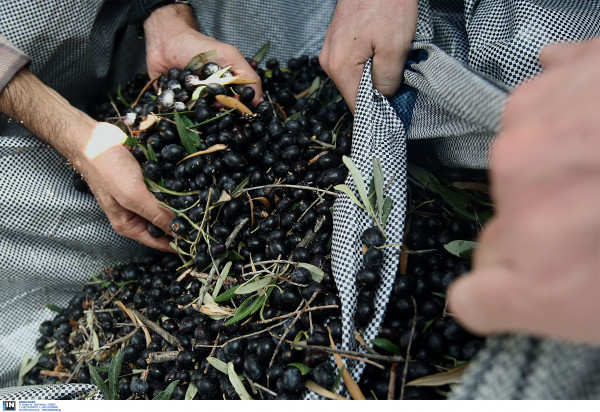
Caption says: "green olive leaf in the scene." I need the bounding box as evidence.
[152,380,180,400]
[206,357,229,374]
[228,362,252,400]
[333,184,365,211]
[234,276,273,295]
[443,240,478,260]
[342,155,374,218]
[108,350,123,400]
[185,382,198,400]
[251,42,271,64]
[88,363,110,400]
[214,285,240,303]
[212,261,232,299]
[174,111,200,155]
[371,338,401,355]
[288,363,311,376]
[297,262,325,283]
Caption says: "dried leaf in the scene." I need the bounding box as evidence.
[185,50,218,72]
[252,196,272,209]
[179,144,228,162]
[212,261,232,299]
[305,380,348,400]
[138,114,158,131]
[327,327,366,400]
[197,302,235,317]
[215,94,253,115]
[406,364,468,387]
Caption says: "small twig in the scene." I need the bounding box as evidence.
[268,292,319,369]
[400,297,418,400]
[127,306,181,349]
[147,351,179,364]
[241,184,339,198]
[353,331,379,355]
[252,382,277,397]
[297,216,324,249]
[289,342,403,363]
[203,333,220,374]
[388,362,398,400]
[130,73,161,108]
[257,305,338,324]
[40,370,71,378]
[310,136,336,150]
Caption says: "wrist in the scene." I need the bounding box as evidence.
[0,68,102,167]
[128,0,195,38]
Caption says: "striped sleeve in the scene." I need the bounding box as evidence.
[0,33,31,92]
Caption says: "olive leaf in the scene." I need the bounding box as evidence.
[288,363,311,376]
[228,362,253,400]
[333,184,365,211]
[185,382,198,400]
[297,262,325,283]
[406,365,468,387]
[108,350,123,400]
[382,197,394,226]
[88,363,111,400]
[152,380,180,400]
[185,50,218,72]
[343,155,375,219]
[146,143,158,162]
[234,276,274,295]
[407,163,493,223]
[213,284,240,303]
[45,304,63,313]
[174,111,200,155]
[251,42,270,64]
[371,338,401,355]
[211,261,232,299]
[17,353,42,386]
[443,240,478,260]
[206,356,229,374]
[116,84,129,107]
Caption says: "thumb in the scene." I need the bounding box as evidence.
[447,266,529,337]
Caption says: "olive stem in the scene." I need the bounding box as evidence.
[240,184,339,198]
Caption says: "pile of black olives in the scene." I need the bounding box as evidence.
[33,55,488,400]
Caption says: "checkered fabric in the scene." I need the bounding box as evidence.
[1,0,599,401]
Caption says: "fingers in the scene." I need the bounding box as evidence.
[447,266,526,336]
[109,208,175,253]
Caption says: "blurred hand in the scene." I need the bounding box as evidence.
[143,4,262,106]
[448,38,600,345]
[319,0,418,112]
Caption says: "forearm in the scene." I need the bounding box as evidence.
[0,68,100,168]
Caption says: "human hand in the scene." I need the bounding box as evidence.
[143,4,262,106]
[75,123,175,253]
[0,69,174,252]
[319,0,418,112]
[447,38,600,345]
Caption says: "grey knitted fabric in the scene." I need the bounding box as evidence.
[0,0,598,401]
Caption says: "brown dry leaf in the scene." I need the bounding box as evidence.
[216,190,233,203]
[305,380,348,400]
[197,303,235,317]
[405,364,468,387]
[215,95,253,115]
[138,114,158,131]
[327,327,366,400]
[179,144,228,162]
[252,196,272,209]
